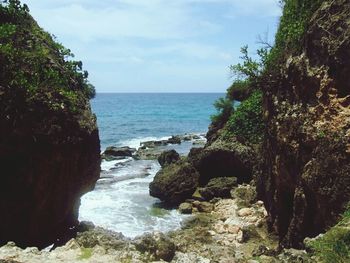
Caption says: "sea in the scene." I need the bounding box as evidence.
[79,93,223,238]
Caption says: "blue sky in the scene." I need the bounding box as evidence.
[23,0,281,93]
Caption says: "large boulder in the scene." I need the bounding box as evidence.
[0,4,100,248]
[157,150,180,167]
[199,177,238,200]
[259,0,350,248]
[149,161,199,205]
[188,138,255,186]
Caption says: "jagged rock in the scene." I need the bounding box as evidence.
[149,161,199,204]
[199,177,238,200]
[179,202,192,214]
[258,0,350,248]
[158,150,180,167]
[134,233,175,262]
[102,146,136,160]
[188,138,255,186]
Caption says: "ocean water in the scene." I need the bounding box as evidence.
[79,93,223,237]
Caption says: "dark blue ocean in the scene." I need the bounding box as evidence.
[91,93,224,150]
[80,93,224,237]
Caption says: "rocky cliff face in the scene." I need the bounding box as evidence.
[259,0,350,248]
[0,3,100,248]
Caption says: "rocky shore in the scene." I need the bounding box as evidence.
[0,133,315,263]
[0,183,315,263]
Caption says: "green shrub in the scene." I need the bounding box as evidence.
[309,207,350,263]
[226,79,252,102]
[266,0,324,70]
[210,97,234,126]
[0,0,96,109]
[226,91,264,143]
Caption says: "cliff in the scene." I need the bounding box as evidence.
[259,0,350,248]
[203,0,350,251]
[0,2,100,248]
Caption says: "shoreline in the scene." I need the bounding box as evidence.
[79,133,207,239]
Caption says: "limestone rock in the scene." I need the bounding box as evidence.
[188,138,255,186]
[258,0,350,248]
[149,161,199,204]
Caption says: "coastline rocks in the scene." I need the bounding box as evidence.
[167,136,181,145]
[0,93,100,248]
[158,150,180,167]
[75,227,128,251]
[101,146,136,161]
[134,233,175,262]
[188,138,255,186]
[135,147,164,160]
[199,177,238,200]
[179,202,193,214]
[149,162,199,205]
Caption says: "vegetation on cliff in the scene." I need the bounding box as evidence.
[209,0,350,252]
[0,0,95,118]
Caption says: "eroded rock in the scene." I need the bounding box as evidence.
[149,161,199,204]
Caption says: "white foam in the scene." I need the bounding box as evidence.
[100,158,132,171]
[116,136,171,150]
[79,159,189,238]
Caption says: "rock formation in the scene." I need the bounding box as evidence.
[0,3,100,248]
[149,161,199,205]
[259,0,350,248]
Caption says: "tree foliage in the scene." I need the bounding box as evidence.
[226,90,264,143]
[0,0,96,111]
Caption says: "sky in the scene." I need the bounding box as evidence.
[23,0,282,93]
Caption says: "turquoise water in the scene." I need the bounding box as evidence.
[80,93,223,237]
[91,93,223,150]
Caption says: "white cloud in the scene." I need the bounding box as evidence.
[22,0,281,92]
